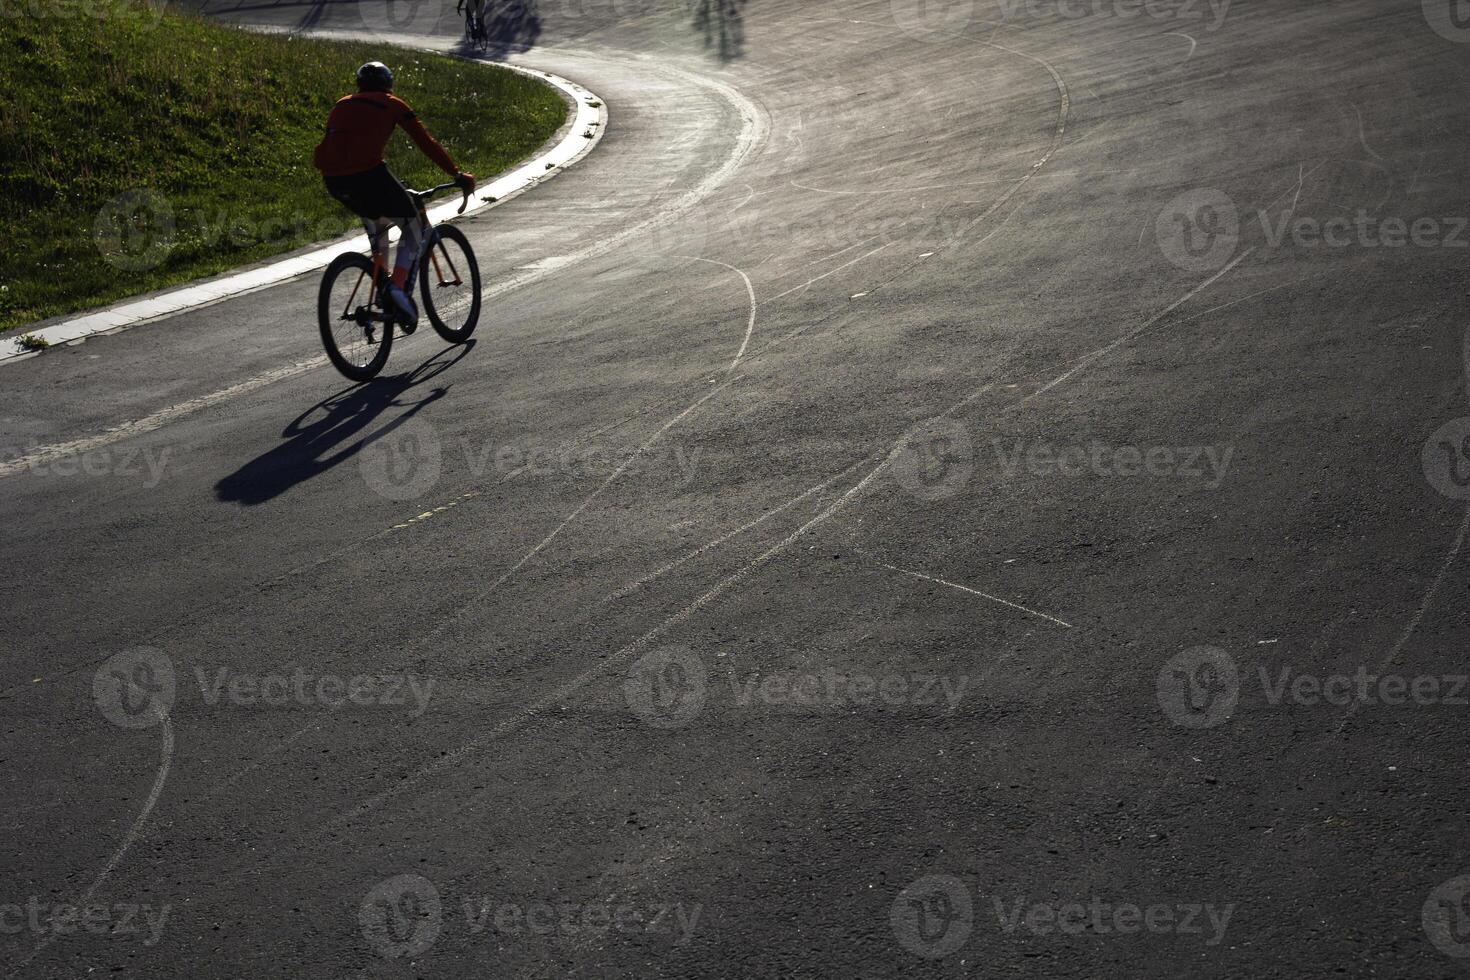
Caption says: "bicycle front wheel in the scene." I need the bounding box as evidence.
[420,224,481,344]
[319,252,393,381]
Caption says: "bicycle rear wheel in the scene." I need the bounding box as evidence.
[319,252,393,381]
[420,225,481,343]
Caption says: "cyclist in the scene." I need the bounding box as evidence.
[313,61,475,328]
[456,0,487,43]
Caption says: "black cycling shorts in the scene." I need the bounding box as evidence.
[323,163,416,222]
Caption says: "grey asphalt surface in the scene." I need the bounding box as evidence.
[5,0,1470,976]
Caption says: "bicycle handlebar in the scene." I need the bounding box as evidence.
[410,181,471,215]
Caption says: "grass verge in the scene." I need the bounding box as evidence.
[0,2,568,332]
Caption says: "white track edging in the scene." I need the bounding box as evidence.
[1,64,607,363]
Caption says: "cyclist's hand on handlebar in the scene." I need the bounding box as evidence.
[452,172,475,213]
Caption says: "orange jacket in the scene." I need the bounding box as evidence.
[313,91,459,178]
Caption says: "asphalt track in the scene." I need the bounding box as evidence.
[5,1,1470,976]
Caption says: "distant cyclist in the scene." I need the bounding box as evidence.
[313,61,475,328]
[457,0,487,41]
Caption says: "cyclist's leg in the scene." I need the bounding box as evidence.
[326,166,422,323]
[337,164,421,291]
[362,217,391,276]
[378,186,423,292]
[326,169,393,260]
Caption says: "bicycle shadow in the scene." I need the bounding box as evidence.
[214,341,474,506]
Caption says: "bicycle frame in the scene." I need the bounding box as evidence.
[351,181,470,322]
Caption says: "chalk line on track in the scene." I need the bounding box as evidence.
[18,708,173,970]
[687,257,758,375]
[872,561,1075,629]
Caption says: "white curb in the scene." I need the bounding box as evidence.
[1,63,607,364]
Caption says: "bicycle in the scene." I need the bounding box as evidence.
[317,181,482,382]
[461,2,488,52]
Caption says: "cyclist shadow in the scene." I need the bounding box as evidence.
[214,341,474,506]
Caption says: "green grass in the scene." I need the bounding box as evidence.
[0,2,568,332]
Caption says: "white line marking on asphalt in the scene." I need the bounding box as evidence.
[19,709,173,969]
[1160,31,1198,60]
[602,458,868,604]
[686,257,757,375]
[1021,248,1254,405]
[873,561,1074,629]
[1349,100,1385,163]
[614,254,1260,656]
[948,38,1069,244]
[0,355,329,478]
[770,242,895,301]
[1335,503,1470,733]
[788,170,1135,196]
[332,243,1261,826]
[481,384,732,597]
[728,183,756,214]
